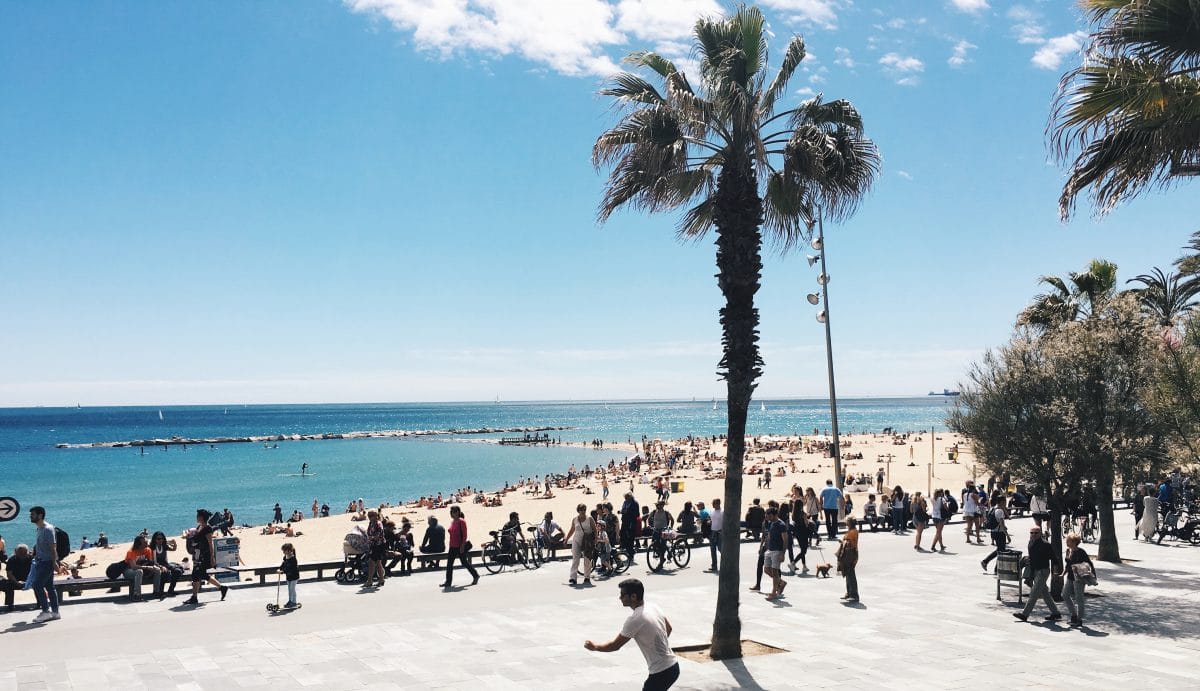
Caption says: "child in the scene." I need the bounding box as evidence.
[279,543,300,608]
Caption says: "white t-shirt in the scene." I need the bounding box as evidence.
[709,508,724,531]
[931,497,944,520]
[621,603,676,674]
[963,492,978,514]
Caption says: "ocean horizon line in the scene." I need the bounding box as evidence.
[1,393,955,411]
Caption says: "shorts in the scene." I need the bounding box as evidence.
[370,544,386,561]
[932,518,946,526]
[191,562,209,582]
[764,550,785,569]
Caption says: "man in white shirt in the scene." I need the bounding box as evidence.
[585,578,679,690]
[707,499,724,572]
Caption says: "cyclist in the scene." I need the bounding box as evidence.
[647,501,675,556]
[499,511,525,562]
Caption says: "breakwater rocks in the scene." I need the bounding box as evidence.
[55,426,572,449]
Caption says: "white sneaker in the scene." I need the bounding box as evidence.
[33,611,53,623]
[49,612,61,620]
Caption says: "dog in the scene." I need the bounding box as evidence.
[814,563,833,578]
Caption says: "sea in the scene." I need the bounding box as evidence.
[0,397,954,546]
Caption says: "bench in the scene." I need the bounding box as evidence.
[54,567,234,599]
[415,550,482,570]
[235,560,345,585]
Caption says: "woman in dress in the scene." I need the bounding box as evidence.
[1139,489,1160,542]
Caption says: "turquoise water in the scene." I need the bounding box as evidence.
[0,398,953,544]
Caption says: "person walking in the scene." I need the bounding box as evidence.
[980,497,1010,572]
[185,509,229,605]
[1013,526,1061,622]
[566,503,597,586]
[929,489,948,552]
[790,499,810,573]
[890,486,906,535]
[620,492,640,555]
[707,498,723,572]
[27,506,63,623]
[911,492,929,551]
[273,503,283,525]
[1062,533,1096,627]
[584,578,679,691]
[836,517,860,602]
[819,480,843,540]
[762,507,788,601]
[365,510,387,588]
[962,482,980,544]
[440,506,479,588]
[803,488,821,545]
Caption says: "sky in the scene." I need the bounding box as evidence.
[1,0,1196,407]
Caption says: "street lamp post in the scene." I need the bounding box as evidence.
[807,213,843,490]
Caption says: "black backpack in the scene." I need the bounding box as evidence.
[105,560,126,580]
[54,526,71,561]
[985,509,1000,531]
[945,496,958,517]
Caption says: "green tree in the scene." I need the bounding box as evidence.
[1017,259,1118,330]
[954,296,1162,563]
[1125,267,1200,326]
[1050,0,1200,219]
[593,5,879,659]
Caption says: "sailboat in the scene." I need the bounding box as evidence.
[711,397,717,411]
[761,401,766,412]
[158,410,164,421]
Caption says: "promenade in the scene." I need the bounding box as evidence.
[3,511,1197,689]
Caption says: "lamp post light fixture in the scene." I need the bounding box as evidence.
[809,212,844,491]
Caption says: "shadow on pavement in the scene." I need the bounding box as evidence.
[720,659,766,691]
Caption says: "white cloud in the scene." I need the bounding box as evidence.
[347,0,630,76]
[879,52,924,72]
[760,0,840,30]
[834,46,854,68]
[948,39,976,67]
[615,0,723,43]
[795,86,816,96]
[1008,5,1045,44]
[1031,32,1085,70]
[949,0,989,14]
[897,170,913,180]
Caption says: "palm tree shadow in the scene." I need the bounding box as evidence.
[1084,564,1200,639]
[720,658,767,691]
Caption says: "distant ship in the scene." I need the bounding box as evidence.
[928,389,961,397]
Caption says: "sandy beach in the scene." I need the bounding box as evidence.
[57,431,978,577]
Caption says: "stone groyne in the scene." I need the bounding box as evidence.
[55,426,572,449]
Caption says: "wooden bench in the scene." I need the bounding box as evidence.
[235,560,345,585]
[54,567,234,599]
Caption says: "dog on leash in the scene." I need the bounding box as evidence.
[814,563,833,578]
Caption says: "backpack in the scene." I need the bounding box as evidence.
[105,560,127,580]
[54,526,71,561]
[945,496,958,517]
[985,508,1000,531]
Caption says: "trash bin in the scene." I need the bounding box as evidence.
[670,481,685,493]
[995,549,1024,603]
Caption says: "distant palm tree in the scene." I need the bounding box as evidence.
[1174,229,1200,276]
[593,4,879,659]
[1125,267,1200,326]
[1050,0,1200,219]
[1018,259,1119,330]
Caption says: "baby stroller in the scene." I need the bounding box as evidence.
[335,531,370,584]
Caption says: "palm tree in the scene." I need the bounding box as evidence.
[1018,259,1119,330]
[1125,267,1200,326]
[1050,0,1200,219]
[1174,229,1200,276]
[593,5,879,659]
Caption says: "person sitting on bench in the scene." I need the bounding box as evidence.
[2,545,32,612]
[419,516,446,567]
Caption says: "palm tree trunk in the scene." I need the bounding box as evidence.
[709,162,763,661]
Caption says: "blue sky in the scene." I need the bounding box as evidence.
[1,0,1196,407]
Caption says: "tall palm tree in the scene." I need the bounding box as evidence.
[1125,267,1200,326]
[593,4,879,659]
[1173,229,1200,276]
[1050,0,1200,219]
[1018,259,1119,330]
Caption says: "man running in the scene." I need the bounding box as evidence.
[585,578,679,690]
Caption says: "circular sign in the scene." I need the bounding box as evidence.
[0,496,18,522]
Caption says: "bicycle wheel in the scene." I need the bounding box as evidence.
[613,548,632,574]
[646,544,665,572]
[531,540,545,567]
[521,543,540,570]
[482,543,505,574]
[670,539,691,569]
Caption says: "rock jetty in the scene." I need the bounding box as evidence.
[55,426,571,449]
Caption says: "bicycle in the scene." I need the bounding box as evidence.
[482,527,535,574]
[645,528,691,572]
[592,539,631,578]
[523,524,552,568]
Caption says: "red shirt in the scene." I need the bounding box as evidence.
[449,517,467,549]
